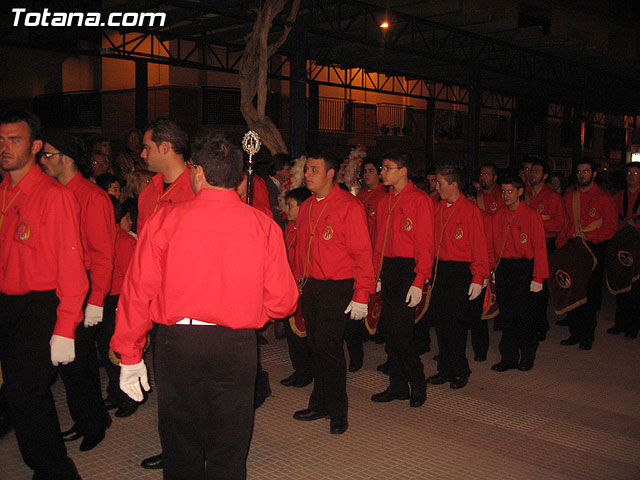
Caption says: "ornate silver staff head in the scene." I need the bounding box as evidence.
[242,130,262,174]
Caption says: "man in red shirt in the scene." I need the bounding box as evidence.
[428,165,489,389]
[477,163,505,216]
[370,152,433,406]
[137,117,194,233]
[490,174,548,372]
[0,111,87,479]
[425,169,440,203]
[292,151,375,435]
[525,160,565,341]
[40,130,116,452]
[557,159,617,350]
[608,162,640,338]
[356,158,387,240]
[111,131,298,479]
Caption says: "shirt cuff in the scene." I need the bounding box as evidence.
[471,275,485,285]
[412,273,428,288]
[352,288,370,304]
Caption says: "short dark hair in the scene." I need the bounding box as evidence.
[96,173,122,192]
[285,186,312,205]
[436,164,463,187]
[575,158,597,173]
[111,195,135,224]
[480,163,498,176]
[44,129,90,177]
[626,161,640,171]
[383,151,414,177]
[269,153,292,176]
[191,129,243,189]
[462,183,478,199]
[0,110,43,141]
[530,159,550,176]
[500,173,524,190]
[146,117,189,157]
[307,151,340,178]
[362,157,381,171]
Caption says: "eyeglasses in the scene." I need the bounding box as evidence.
[576,169,592,174]
[381,165,402,172]
[187,160,198,168]
[627,171,640,176]
[41,151,62,159]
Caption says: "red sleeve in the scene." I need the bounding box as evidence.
[51,190,90,338]
[372,194,388,279]
[85,191,116,306]
[262,220,300,319]
[346,200,376,303]
[531,211,549,282]
[556,194,572,248]
[587,192,617,244]
[469,206,490,285]
[543,191,565,238]
[137,182,155,234]
[411,194,434,287]
[249,176,272,217]
[483,212,495,271]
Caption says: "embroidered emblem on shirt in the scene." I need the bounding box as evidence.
[322,225,334,240]
[16,221,30,241]
[589,207,597,217]
[454,227,464,240]
[490,202,498,211]
[367,205,376,217]
[404,218,413,231]
[537,204,544,213]
[618,250,634,268]
[519,232,528,244]
[556,270,571,289]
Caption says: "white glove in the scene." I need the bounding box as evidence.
[120,360,151,402]
[405,285,422,308]
[50,335,75,366]
[468,283,482,301]
[344,301,368,320]
[530,281,543,293]
[376,281,381,293]
[83,304,104,327]
[482,278,489,289]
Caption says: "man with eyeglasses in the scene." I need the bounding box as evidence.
[40,129,116,452]
[89,151,112,181]
[370,152,434,405]
[556,159,617,350]
[0,110,87,479]
[477,163,504,216]
[356,158,386,240]
[608,162,640,338]
[525,160,565,341]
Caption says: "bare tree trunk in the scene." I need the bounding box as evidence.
[238,0,300,155]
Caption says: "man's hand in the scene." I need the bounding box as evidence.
[405,286,422,308]
[83,304,104,328]
[468,283,482,301]
[50,335,75,366]
[376,281,381,293]
[344,301,368,320]
[120,360,150,402]
[530,281,543,293]
[482,278,489,289]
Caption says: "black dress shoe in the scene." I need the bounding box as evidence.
[491,361,517,372]
[579,342,592,350]
[426,372,451,385]
[293,409,327,421]
[474,355,486,362]
[141,453,163,470]
[370,388,409,403]
[624,332,638,339]
[376,360,389,375]
[409,387,426,407]
[103,400,119,411]
[518,361,534,371]
[449,376,468,389]
[0,409,12,439]
[560,336,579,346]
[348,357,363,373]
[292,376,312,388]
[61,425,82,442]
[115,402,139,418]
[79,429,106,451]
[329,417,348,435]
[280,373,297,387]
[607,326,624,335]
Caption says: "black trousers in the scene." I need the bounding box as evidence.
[532,238,556,337]
[344,317,364,364]
[431,261,472,378]
[284,310,313,380]
[300,278,353,419]
[495,259,538,365]
[155,324,257,480]
[613,280,640,336]
[0,291,77,479]
[466,287,488,358]
[566,241,607,343]
[379,257,426,393]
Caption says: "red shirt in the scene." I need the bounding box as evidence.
[433,195,489,285]
[477,185,504,216]
[372,181,435,287]
[111,188,299,365]
[284,221,297,268]
[524,184,565,238]
[429,191,440,204]
[66,172,115,307]
[294,184,375,304]
[0,166,88,338]
[492,202,549,283]
[356,183,387,241]
[481,209,495,269]
[557,184,617,247]
[137,168,194,233]
[111,228,136,296]
[614,188,640,230]
[242,175,272,218]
